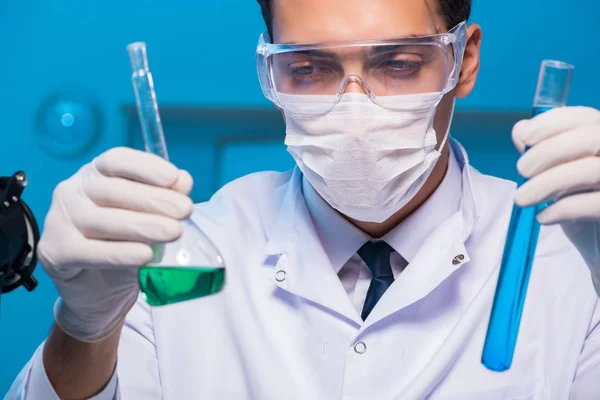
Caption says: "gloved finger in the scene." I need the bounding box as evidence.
[71,206,183,243]
[84,175,193,220]
[515,156,600,207]
[517,126,600,178]
[536,191,600,225]
[93,147,180,188]
[512,106,600,152]
[39,237,153,272]
[69,240,155,269]
[171,169,194,196]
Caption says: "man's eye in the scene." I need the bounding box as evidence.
[381,60,422,71]
[290,65,320,76]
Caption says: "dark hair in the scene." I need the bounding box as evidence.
[256,0,471,40]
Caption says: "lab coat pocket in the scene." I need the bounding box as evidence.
[430,379,549,400]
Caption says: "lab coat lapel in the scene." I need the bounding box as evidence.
[264,168,362,326]
[395,177,515,399]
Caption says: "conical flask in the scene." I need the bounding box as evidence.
[127,42,225,307]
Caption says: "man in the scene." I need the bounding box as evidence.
[7,0,600,398]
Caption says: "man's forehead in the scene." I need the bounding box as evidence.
[271,0,443,44]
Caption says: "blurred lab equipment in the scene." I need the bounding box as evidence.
[0,171,39,308]
[481,60,575,372]
[35,89,104,159]
[127,42,225,306]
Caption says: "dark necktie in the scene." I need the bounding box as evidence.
[358,241,395,321]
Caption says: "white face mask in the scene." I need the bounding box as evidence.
[282,92,452,223]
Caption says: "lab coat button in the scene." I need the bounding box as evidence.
[274,270,286,282]
[452,254,465,265]
[353,342,367,354]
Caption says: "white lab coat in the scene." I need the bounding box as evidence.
[7,141,600,399]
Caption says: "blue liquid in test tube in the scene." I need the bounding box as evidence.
[481,60,574,372]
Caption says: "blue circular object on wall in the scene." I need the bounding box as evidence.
[35,88,104,158]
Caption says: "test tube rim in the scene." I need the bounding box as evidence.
[541,59,575,71]
[126,41,148,52]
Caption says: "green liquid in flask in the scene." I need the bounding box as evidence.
[139,266,225,306]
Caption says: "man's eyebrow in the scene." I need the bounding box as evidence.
[367,45,405,57]
[366,43,431,57]
[282,49,342,62]
[280,33,432,46]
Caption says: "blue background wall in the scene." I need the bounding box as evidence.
[1,0,598,392]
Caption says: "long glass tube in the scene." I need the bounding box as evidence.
[127,42,225,306]
[127,42,168,264]
[127,42,169,161]
[481,60,574,372]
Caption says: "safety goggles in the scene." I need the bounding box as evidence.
[256,22,467,113]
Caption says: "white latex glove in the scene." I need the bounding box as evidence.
[513,106,600,295]
[38,147,193,342]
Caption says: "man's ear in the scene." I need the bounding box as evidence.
[455,24,482,98]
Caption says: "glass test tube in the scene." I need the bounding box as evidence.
[481,60,574,372]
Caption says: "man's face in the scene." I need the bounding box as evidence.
[270,0,482,147]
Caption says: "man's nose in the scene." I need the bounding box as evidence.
[339,74,372,96]
[343,81,368,94]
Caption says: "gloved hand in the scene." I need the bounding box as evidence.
[38,147,194,342]
[512,106,600,294]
